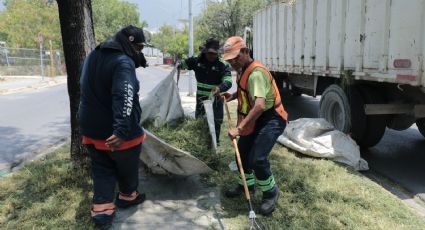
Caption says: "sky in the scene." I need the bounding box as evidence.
[126,0,206,32]
[0,0,206,31]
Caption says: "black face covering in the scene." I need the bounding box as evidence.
[112,32,146,68]
[139,52,147,68]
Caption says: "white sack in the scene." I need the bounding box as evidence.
[140,68,184,127]
[277,118,369,171]
[203,99,217,153]
[139,68,212,175]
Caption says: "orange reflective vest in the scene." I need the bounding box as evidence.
[237,61,288,136]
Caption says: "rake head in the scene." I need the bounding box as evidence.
[247,211,265,230]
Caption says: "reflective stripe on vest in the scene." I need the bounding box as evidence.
[237,61,288,136]
[197,82,216,97]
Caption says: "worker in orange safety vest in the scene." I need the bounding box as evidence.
[221,36,288,215]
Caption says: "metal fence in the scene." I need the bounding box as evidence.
[0,47,64,76]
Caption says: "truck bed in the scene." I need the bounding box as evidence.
[253,0,425,88]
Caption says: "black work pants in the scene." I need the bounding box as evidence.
[86,144,142,204]
[237,113,286,181]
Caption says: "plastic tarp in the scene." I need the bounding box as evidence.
[202,99,218,153]
[139,68,213,175]
[277,118,369,171]
[140,68,184,127]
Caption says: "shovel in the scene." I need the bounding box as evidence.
[223,97,264,230]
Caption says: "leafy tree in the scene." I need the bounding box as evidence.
[0,0,144,48]
[152,24,201,61]
[195,0,269,43]
[0,0,61,48]
[92,0,148,44]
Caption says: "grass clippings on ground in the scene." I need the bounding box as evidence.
[145,104,425,229]
[1,103,425,229]
[214,103,425,229]
[0,146,94,229]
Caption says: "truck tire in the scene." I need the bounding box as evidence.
[319,85,366,142]
[416,118,425,138]
[319,85,352,133]
[356,87,389,147]
[346,87,367,143]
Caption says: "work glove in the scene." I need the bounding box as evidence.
[220,92,234,102]
[211,86,220,96]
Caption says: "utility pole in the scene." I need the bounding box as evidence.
[0,41,9,67]
[188,0,194,96]
[49,40,55,77]
[38,32,44,81]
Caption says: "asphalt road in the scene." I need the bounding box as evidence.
[283,95,425,202]
[0,84,70,173]
[0,65,190,174]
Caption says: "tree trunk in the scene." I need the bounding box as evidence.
[56,0,95,168]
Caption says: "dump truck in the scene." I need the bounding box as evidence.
[251,0,425,147]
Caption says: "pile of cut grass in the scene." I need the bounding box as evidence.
[144,117,221,169]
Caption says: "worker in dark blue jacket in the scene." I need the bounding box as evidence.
[178,38,232,144]
[79,25,147,228]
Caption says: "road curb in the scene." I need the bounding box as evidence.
[363,170,425,217]
[0,138,70,178]
[0,78,67,95]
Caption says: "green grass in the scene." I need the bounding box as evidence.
[0,146,94,229]
[1,103,425,229]
[220,106,425,229]
[148,102,425,229]
[214,145,425,229]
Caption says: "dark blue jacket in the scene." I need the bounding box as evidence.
[78,41,144,140]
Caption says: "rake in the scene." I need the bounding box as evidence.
[223,97,264,230]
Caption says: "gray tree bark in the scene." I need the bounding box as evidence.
[56,0,95,168]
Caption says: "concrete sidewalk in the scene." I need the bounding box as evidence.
[0,76,67,95]
[113,173,223,229]
[112,92,225,230]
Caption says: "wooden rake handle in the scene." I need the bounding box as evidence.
[223,97,252,201]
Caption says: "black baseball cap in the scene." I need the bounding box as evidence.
[202,38,220,54]
[120,25,146,45]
